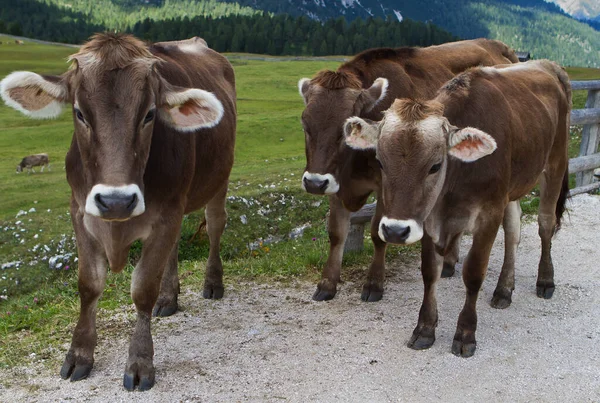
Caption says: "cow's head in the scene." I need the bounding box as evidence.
[298,70,388,195]
[15,165,22,173]
[344,99,497,244]
[0,33,224,221]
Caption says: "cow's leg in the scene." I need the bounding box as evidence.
[152,239,180,317]
[124,218,182,391]
[60,211,107,382]
[362,199,387,302]
[41,165,45,172]
[203,184,228,299]
[452,213,502,357]
[536,164,567,299]
[491,200,521,308]
[313,194,350,301]
[408,232,442,350]
[441,238,461,278]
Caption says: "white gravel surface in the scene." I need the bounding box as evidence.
[1,194,599,402]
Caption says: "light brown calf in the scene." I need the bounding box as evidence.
[0,33,236,390]
[16,153,50,173]
[298,39,519,302]
[344,60,571,357]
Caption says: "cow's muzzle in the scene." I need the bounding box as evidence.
[85,184,146,221]
[378,217,423,245]
[301,172,340,195]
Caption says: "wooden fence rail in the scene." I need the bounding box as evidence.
[344,79,600,253]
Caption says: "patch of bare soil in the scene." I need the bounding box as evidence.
[1,194,599,402]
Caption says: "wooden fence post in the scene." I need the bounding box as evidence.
[576,89,600,187]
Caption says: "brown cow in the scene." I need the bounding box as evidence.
[298,39,519,302]
[0,33,236,390]
[343,60,571,357]
[16,153,50,173]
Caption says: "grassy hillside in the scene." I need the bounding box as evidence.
[0,36,598,368]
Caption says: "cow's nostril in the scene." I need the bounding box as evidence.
[399,226,411,241]
[95,194,109,212]
[318,179,329,190]
[127,193,138,209]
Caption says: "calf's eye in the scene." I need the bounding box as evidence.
[429,163,442,174]
[75,108,85,123]
[144,109,155,125]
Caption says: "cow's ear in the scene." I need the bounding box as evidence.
[447,126,497,162]
[361,77,389,113]
[298,78,311,104]
[159,87,224,132]
[0,72,68,119]
[343,117,378,150]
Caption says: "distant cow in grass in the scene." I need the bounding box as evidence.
[0,33,236,391]
[344,60,571,357]
[15,40,24,45]
[16,153,50,173]
[297,39,519,302]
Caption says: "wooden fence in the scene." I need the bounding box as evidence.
[344,79,600,253]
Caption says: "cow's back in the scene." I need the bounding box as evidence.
[339,39,518,120]
[439,60,571,202]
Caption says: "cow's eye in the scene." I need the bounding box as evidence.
[429,162,442,174]
[74,108,85,124]
[144,109,155,125]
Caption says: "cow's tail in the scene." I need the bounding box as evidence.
[554,166,570,234]
[551,60,572,234]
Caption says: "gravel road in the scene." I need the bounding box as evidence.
[1,194,599,402]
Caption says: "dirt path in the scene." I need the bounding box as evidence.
[1,194,599,402]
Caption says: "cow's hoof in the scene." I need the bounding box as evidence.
[60,352,93,382]
[153,295,178,317]
[452,330,476,357]
[441,262,455,278]
[361,282,383,302]
[451,339,477,358]
[202,284,224,299]
[536,281,555,299]
[124,361,155,391]
[408,327,435,350]
[491,287,513,309]
[312,279,337,301]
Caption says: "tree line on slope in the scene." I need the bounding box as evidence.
[0,0,457,55]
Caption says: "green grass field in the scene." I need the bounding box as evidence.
[0,35,598,368]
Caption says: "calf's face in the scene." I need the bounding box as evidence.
[344,99,497,244]
[1,47,223,221]
[297,75,388,195]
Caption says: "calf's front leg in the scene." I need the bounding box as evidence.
[313,194,350,301]
[408,232,442,350]
[61,211,107,382]
[362,199,387,302]
[452,214,502,357]
[124,217,182,391]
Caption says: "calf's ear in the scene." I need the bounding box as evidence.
[447,126,497,162]
[159,88,224,132]
[343,117,378,150]
[361,77,389,113]
[0,72,68,119]
[298,78,311,104]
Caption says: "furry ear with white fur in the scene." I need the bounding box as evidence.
[159,87,224,132]
[343,116,378,150]
[447,126,497,162]
[0,71,68,119]
[298,78,311,105]
[361,77,389,113]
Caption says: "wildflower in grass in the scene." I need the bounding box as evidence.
[65,266,70,271]
[24,305,28,310]
[312,237,316,241]
[34,297,39,303]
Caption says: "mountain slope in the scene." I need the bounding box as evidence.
[226,0,600,67]
[546,0,600,20]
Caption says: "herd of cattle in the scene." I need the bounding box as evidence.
[0,33,573,391]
